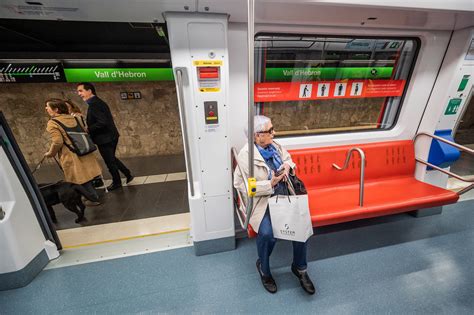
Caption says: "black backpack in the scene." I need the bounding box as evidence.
[51,117,97,156]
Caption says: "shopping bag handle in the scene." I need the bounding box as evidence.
[275,193,291,203]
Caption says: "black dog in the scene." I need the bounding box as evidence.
[39,182,98,223]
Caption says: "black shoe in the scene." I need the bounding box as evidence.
[291,264,315,295]
[107,183,122,191]
[126,175,134,184]
[256,259,277,293]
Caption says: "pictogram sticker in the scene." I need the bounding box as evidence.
[299,84,312,98]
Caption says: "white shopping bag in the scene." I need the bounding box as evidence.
[268,194,313,242]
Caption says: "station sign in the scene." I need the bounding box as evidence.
[63,68,174,82]
[0,63,65,83]
[0,64,175,83]
[254,79,406,102]
[265,67,393,81]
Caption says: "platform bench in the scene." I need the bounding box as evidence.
[287,140,459,227]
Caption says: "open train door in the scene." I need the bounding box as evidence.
[0,112,60,291]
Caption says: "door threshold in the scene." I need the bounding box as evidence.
[57,212,190,248]
[46,229,192,269]
[47,213,192,269]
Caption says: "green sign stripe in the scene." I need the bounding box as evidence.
[64,68,174,82]
[265,67,393,81]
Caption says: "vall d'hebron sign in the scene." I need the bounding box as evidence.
[0,64,174,83]
[94,70,147,79]
[63,68,174,82]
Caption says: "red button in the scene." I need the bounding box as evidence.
[209,111,215,117]
[198,67,219,79]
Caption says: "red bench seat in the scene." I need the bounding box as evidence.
[289,140,459,227]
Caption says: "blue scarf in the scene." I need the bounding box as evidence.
[256,144,283,172]
[256,144,287,195]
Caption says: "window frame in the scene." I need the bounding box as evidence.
[254,32,421,138]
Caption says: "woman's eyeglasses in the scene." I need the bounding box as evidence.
[258,127,274,134]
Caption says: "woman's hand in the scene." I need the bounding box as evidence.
[270,170,285,187]
[277,163,292,182]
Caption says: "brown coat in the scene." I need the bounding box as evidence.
[46,114,102,185]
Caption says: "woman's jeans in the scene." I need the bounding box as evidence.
[257,207,308,276]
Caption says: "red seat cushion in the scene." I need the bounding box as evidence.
[287,140,459,227]
[308,177,459,226]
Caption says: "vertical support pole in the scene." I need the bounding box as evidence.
[245,0,255,229]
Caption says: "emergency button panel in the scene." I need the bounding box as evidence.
[193,60,222,92]
[197,67,221,92]
[204,101,219,124]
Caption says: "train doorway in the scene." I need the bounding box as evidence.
[0,19,190,249]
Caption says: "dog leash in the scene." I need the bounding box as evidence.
[31,155,64,174]
[53,156,64,172]
[31,156,46,175]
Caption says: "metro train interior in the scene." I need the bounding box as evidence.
[0,0,473,313]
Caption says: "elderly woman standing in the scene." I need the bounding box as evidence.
[44,99,101,202]
[234,115,315,295]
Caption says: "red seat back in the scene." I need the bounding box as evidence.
[289,140,415,189]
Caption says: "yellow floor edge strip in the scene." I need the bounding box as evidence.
[62,228,190,249]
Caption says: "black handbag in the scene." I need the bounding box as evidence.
[288,174,307,195]
[273,174,307,196]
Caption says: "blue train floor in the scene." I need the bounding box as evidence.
[1,200,473,314]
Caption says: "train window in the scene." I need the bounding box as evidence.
[254,35,419,136]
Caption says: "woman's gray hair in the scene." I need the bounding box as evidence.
[245,115,272,137]
[254,115,271,133]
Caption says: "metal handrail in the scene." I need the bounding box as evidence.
[413,132,474,195]
[175,68,195,197]
[231,147,252,230]
[333,148,366,207]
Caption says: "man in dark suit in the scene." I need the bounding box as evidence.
[77,82,133,191]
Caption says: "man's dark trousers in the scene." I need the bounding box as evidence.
[98,139,131,185]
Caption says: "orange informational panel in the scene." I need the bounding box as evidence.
[254,79,406,102]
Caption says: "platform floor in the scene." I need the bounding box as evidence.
[32,154,189,230]
[1,200,473,314]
